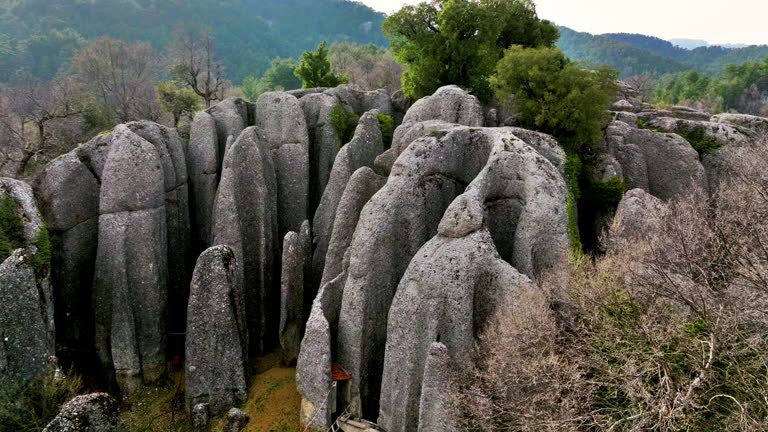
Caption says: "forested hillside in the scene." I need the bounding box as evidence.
[0,0,386,82]
[558,27,768,77]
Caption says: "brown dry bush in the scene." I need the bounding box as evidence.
[454,134,768,431]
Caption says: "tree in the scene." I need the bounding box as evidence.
[72,37,161,123]
[294,41,346,89]
[493,46,617,153]
[241,57,302,101]
[329,43,403,94]
[0,75,86,176]
[157,81,202,128]
[383,0,557,101]
[171,29,228,108]
[624,73,654,103]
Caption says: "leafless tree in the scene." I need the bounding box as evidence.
[624,73,654,103]
[72,37,161,123]
[170,28,227,108]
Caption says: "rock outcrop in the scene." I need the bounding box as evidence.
[42,393,120,432]
[279,222,312,365]
[211,127,278,353]
[186,246,248,417]
[300,93,343,211]
[207,97,250,169]
[416,343,452,432]
[712,113,768,135]
[188,111,219,251]
[312,111,384,286]
[92,125,168,395]
[225,408,250,432]
[608,189,669,253]
[255,92,310,236]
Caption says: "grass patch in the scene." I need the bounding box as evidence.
[120,371,189,432]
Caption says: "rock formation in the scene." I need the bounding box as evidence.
[416,343,452,432]
[301,93,343,211]
[211,127,278,353]
[312,111,384,286]
[608,189,669,253]
[279,222,312,365]
[225,408,250,432]
[188,111,219,251]
[92,125,168,395]
[186,246,248,417]
[42,393,120,432]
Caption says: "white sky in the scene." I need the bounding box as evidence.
[358,0,768,45]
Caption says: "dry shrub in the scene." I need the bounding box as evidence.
[454,134,768,431]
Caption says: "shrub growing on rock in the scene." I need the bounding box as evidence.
[0,193,25,263]
[329,105,359,146]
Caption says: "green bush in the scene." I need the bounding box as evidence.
[584,176,626,211]
[294,41,346,89]
[329,105,359,147]
[0,193,25,263]
[564,153,583,254]
[30,226,51,279]
[675,124,721,156]
[0,367,83,432]
[376,113,395,149]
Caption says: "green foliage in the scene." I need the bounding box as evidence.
[383,0,557,102]
[241,58,302,102]
[493,45,618,153]
[564,153,583,253]
[0,366,83,432]
[0,193,25,263]
[654,70,715,105]
[376,113,394,149]
[157,81,202,126]
[329,105,359,146]
[675,124,721,156]
[294,41,346,89]
[30,226,51,279]
[584,177,627,211]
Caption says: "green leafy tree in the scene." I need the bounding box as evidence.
[241,57,302,101]
[383,0,557,101]
[157,81,202,127]
[493,46,617,153]
[294,41,346,88]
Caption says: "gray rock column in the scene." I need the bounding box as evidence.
[188,111,219,251]
[279,221,311,365]
[417,343,451,432]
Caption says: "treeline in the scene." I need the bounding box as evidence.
[0,0,386,83]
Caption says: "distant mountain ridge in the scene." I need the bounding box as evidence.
[0,0,388,82]
[558,28,768,77]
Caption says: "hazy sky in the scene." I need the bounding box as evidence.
[358,0,768,45]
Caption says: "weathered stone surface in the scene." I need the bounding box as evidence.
[256,92,310,235]
[603,120,707,200]
[378,229,531,431]
[416,343,451,432]
[207,97,249,168]
[126,121,193,343]
[186,246,248,417]
[391,120,454,155]
[335,126,568,418]
[325,85,393,116]
[188,111,219,251]
[608,189,668,253]
[401,85,483,127]
[93,125,167,395]
[647,117,755,147]
[711,113,768,135]
[300,93,343,212]
[42,393,120,432]
[297,306,333,430]
[33,152,100,361]
[279,226,311,365]
[74,133,113,182]
[508,128,566,174]
[312,112,384,286]
[320,167,386,288]
[211,127,278,354]
[637,106,712,122]
[224,408,250,432]
[0,250,55,395]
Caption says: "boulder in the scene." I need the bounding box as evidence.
[255,92,310,235]
[647,117,755,148]
[0,250,55,395]
[325,85,394,116]
[42,393,120,432]
[190,403,211,432]
[401,85,483,127]
[207,97,250,169]
[312,112,384,286]
[335,125,568,418]
[188,111,219,251]
[711,113,768,135]
[224,408,250,432]
[603,120,707,200]
[608,189,668,253]
[279,223,312,365]
[186,246,248,416]
[211,127,278,354]
[92,125,168,395]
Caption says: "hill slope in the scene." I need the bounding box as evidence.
[558,27,768,77]
[0,0,387,82]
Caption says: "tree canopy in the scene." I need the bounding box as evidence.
[383,0,558,101]
[294,41,346,89]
